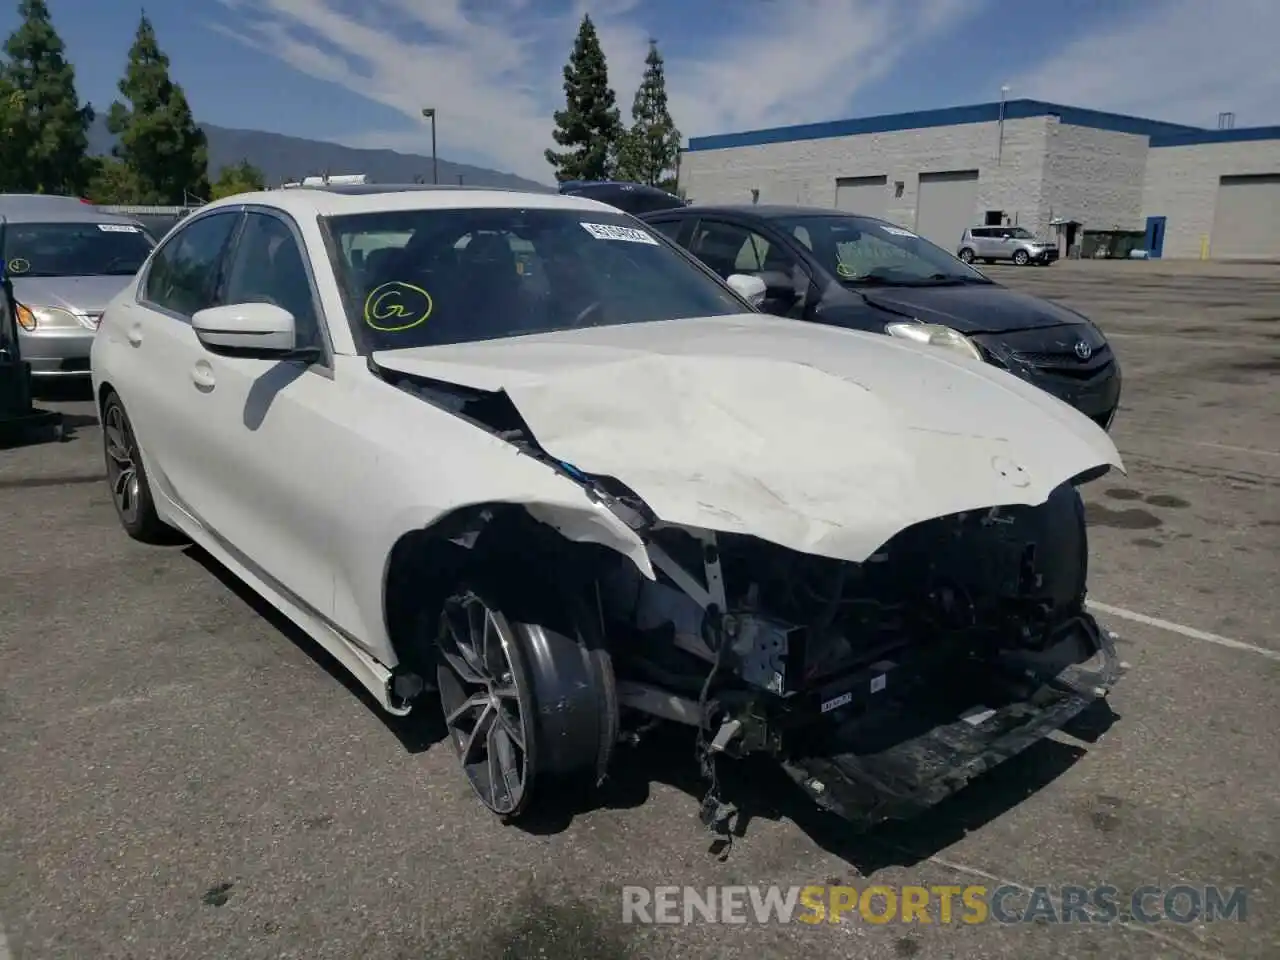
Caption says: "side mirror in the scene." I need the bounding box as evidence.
[191,302,304,358]
[725,273,767,308]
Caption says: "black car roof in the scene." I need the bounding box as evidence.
[641,203,886,222]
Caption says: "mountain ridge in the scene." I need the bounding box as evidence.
[86,116,552,193]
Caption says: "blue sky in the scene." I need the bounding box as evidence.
[8,0,1278,183]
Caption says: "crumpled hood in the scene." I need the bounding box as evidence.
[860,283,1091,334]
[372,314,1124,563]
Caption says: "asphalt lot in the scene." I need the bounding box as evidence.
[2,258,1278,960]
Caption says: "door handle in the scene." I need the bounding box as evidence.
[191,360,215,390]
[126,323,142,346]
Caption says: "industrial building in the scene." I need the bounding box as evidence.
[679,99,1280,261]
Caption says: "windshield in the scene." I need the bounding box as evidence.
[324,206,745,351]
[3,221,154,278]
[778,215,990,286]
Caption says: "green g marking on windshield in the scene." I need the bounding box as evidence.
[7,257,29,274]
[364,280,433,332]
[836,262,858,279]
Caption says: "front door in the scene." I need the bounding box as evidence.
[121,209,243,506]
[164,209,345,618]
[1144,216,1167,258]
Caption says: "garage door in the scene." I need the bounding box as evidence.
[834,175,887,218]
[1211,174,1280,260]
[915,170,980,249]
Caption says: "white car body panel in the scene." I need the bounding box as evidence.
[372,313,1123,565]
[91,186,1122,717]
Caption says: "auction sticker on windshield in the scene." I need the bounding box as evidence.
[97,224,141,233]
[881,226,918,239]
[580,222,659,245]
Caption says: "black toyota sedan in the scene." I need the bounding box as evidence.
[640,205,1120,430]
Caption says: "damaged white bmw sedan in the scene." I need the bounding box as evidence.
[91,183,1125,829]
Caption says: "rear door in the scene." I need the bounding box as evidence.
[971,228,996,258]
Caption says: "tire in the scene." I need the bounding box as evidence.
[100,391,173,543]
[957,248,975,264]
[1013,249,1030,266]
[435,583,617,821]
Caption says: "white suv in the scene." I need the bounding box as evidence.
[957,226,1059,266]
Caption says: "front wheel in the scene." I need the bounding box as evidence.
[1013,249,1030,266]
[101,392,173,543]
[957,247,975,263]
[435,587,616,820]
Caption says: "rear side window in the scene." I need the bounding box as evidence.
[142,212,240,317]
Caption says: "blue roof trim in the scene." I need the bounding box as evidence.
[685,99,1204,151]
[1150,126,1280,147]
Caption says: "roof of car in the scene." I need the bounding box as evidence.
[196,184,619,219]
[642,203,879,221]
[0,194,142,225]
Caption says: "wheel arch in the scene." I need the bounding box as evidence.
[97,379,117,413]
[381,500,643,680]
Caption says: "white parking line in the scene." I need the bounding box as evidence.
[1088,600,1280,662]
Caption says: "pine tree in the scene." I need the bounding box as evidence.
[545,14,622,182]
[616,39,682,190]
[0,0,94,194]
[106,14,210,205]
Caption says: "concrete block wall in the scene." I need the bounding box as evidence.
[1040,121,1149,234]
[679,117,1051,233]
[1143,140,1280,258]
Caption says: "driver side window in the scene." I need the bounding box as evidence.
[690,221,793,279]
[221,212,324,351]
[690,220,806,316]
[142,212,240,318]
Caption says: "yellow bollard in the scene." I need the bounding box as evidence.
[1200,235,1209,260]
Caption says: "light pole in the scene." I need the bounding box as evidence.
[422,107,438,184]
[996,84,1010,166]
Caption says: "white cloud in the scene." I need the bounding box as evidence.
[212,0,975,183]
[1010,0,1280,129]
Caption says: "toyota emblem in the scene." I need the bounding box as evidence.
[1074,340,1093,360]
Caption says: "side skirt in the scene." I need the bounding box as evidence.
[146,458,410,717]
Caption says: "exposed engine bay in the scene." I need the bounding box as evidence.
[383,365,1122,829]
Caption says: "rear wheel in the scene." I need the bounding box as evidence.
[958,247,975,263]
[101,392,173,543]
[1013,249,1030,266]
[435,585,616,820]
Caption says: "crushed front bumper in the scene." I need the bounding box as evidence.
[780,615,1120,826]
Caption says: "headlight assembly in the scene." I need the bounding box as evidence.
[884,321,983,362]
[15,304,85,331]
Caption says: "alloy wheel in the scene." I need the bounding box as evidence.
[103,402,141,526]
[436,592,535,816]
